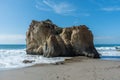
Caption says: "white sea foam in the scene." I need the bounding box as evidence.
[96,47,116,51]
[0,49,66,70]
[96,46,120,56]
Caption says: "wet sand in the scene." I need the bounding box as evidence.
[0,56,120,80]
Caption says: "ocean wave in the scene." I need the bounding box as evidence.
[96,46,120,56]
[98,51,120,56]
[0,49,66,70]
[0,46,120,70]
[96,47,116,51]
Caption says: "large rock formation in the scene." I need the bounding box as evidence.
[26,19,100,58]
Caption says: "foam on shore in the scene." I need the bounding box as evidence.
[0,49,66,70]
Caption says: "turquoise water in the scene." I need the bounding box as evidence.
[0,44,26,49]
[95,44,120,47]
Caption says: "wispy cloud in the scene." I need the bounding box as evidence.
[102,7,120,11]
[35,0,76,15]
[0,34,25,44]
[90,0,120,12]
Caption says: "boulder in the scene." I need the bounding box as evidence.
[26,19,100,58]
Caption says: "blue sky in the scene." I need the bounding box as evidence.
[0,0,120,44]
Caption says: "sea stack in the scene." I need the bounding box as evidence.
[26,19,100,58]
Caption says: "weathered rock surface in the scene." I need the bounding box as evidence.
[26,19,100,58]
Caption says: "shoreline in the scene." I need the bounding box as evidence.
[0,56,120,80]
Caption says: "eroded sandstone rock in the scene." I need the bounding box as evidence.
[26,19,100,58]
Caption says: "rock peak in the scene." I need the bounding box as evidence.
[44,19,53,24]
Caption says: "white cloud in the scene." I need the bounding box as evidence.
[35,0,90,17]
[0,34,25,44]
[102,7,120,11]
[90,0,120,12]
[35,0,51,11]
[35,0,76,15]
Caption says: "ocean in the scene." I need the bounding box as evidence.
[0,44,65,70]
[0,44,120,70]
[95,44,120,60]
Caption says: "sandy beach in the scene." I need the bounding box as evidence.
[0,57,120,80]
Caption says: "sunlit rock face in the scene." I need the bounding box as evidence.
[26,19,100,58]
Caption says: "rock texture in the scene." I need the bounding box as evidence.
[26,19,100,58]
